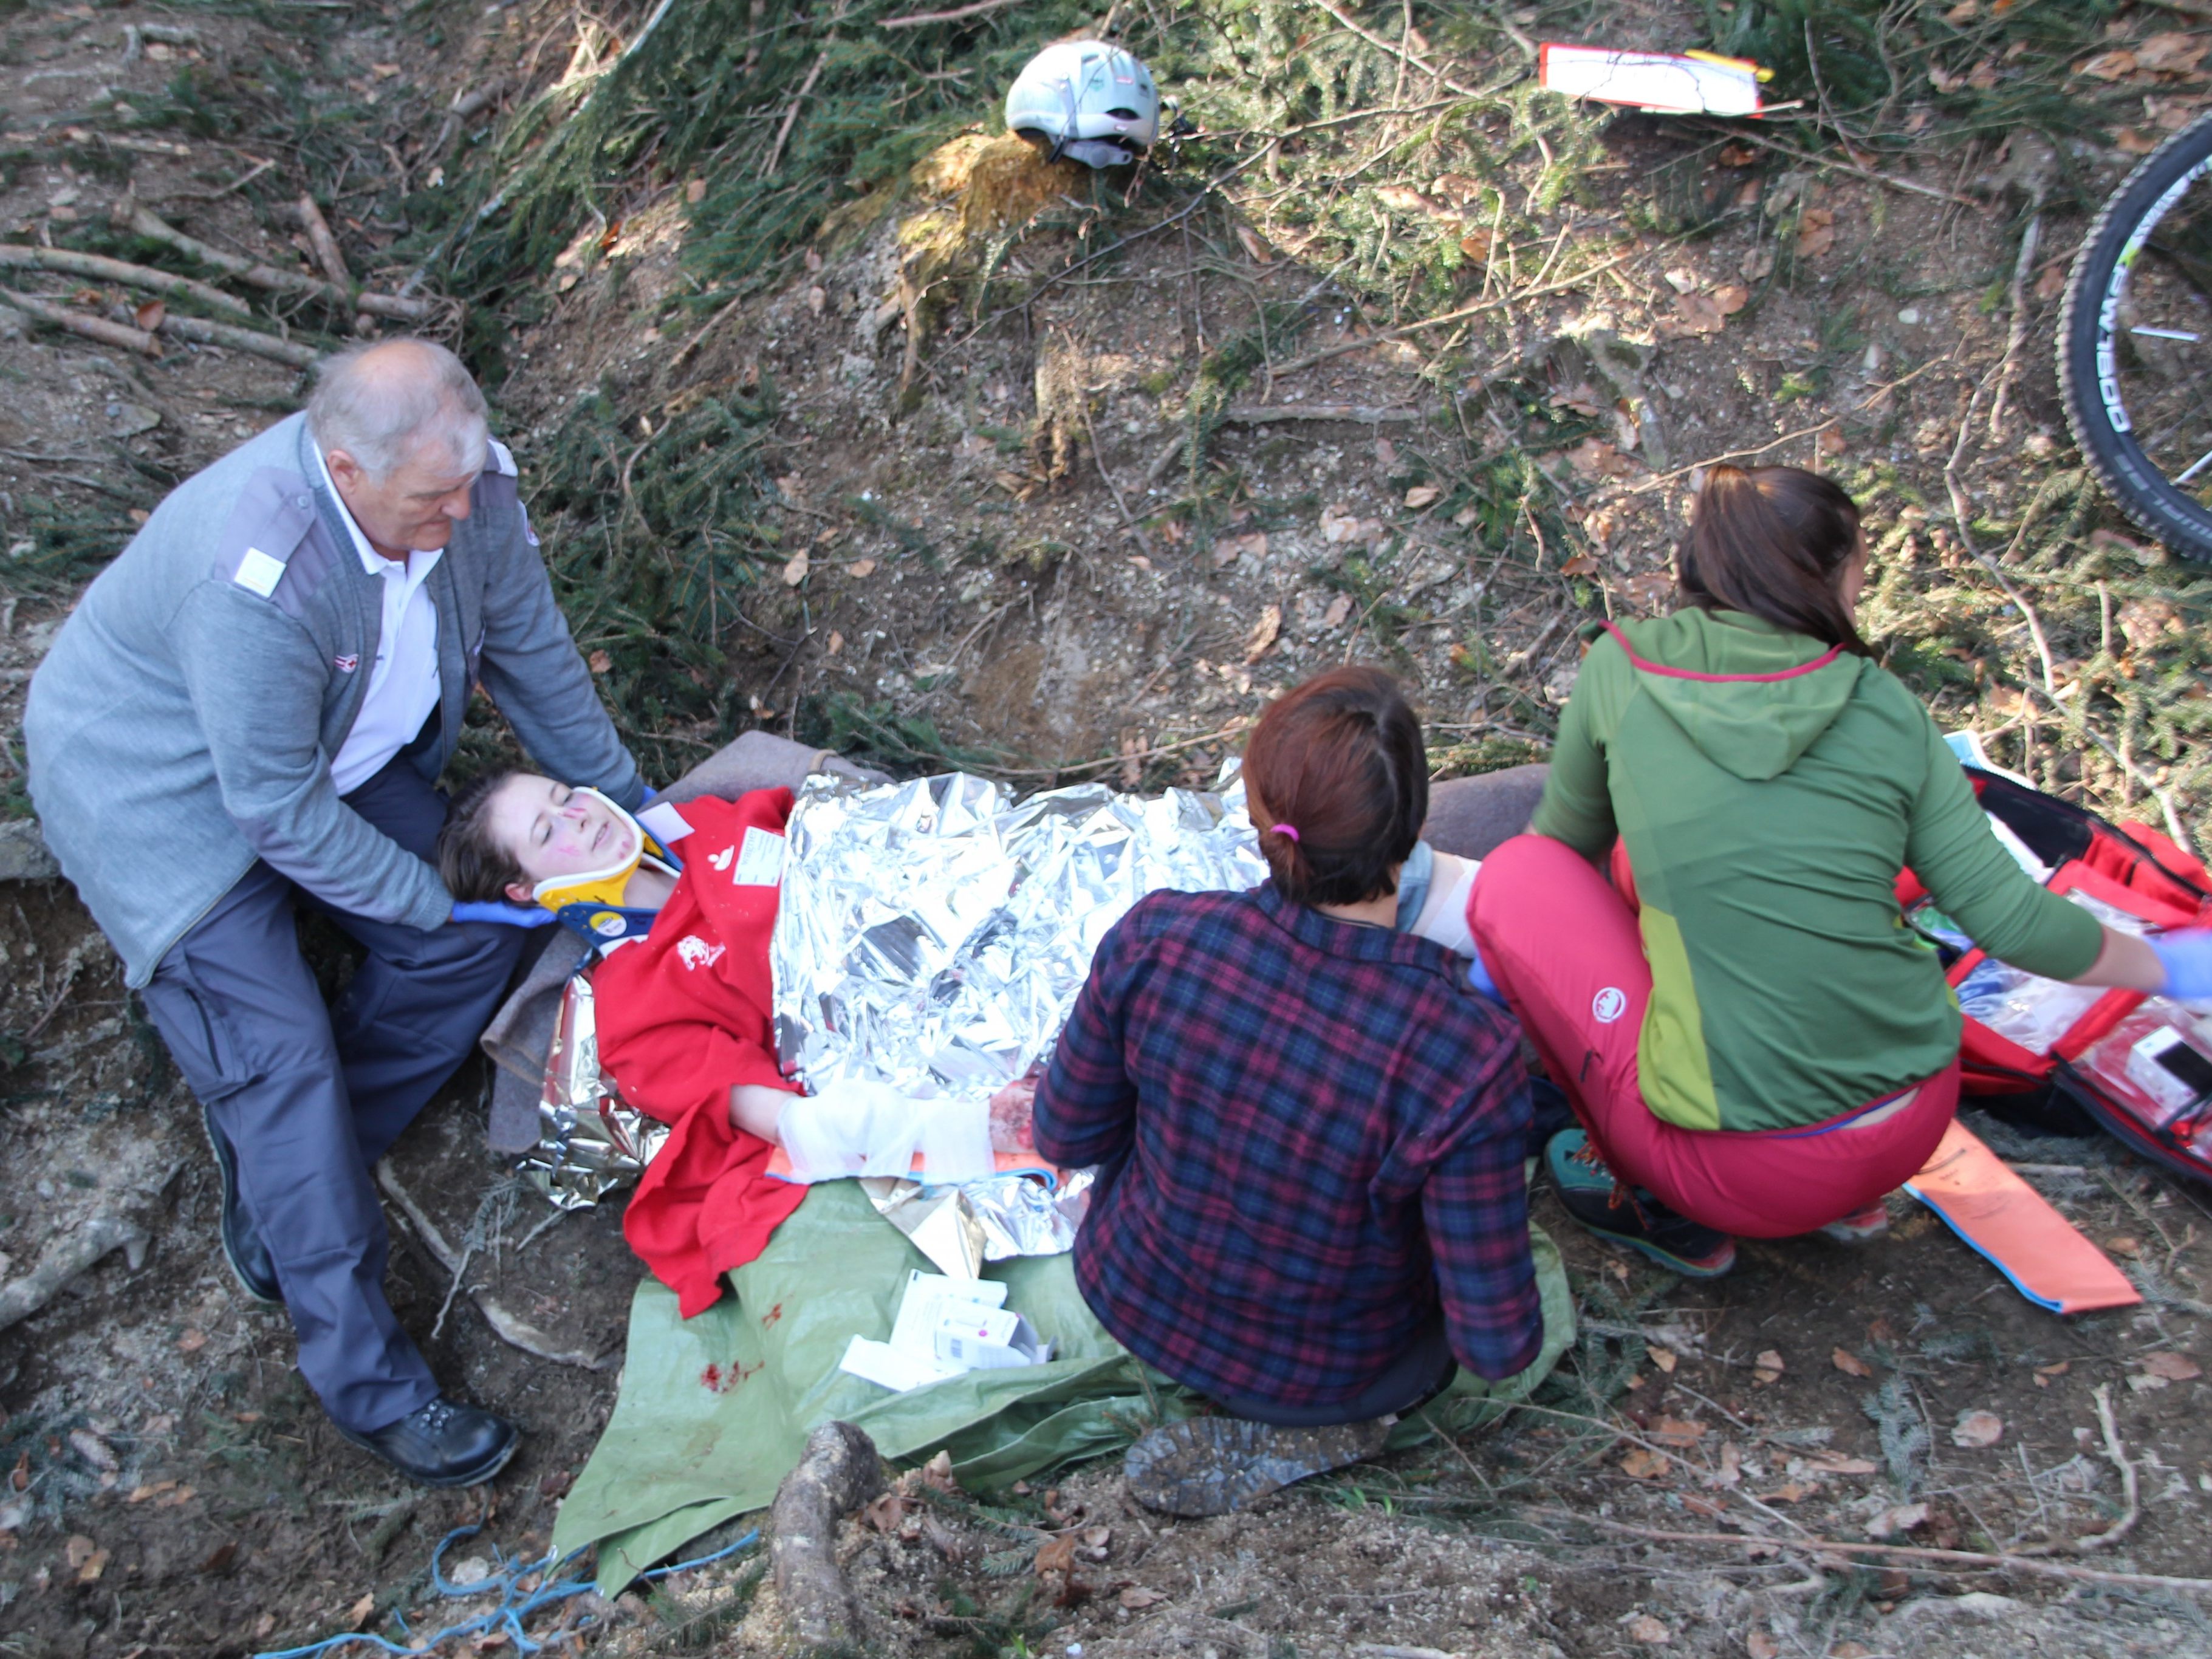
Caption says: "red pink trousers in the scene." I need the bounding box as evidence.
[1468,833,1959,1237]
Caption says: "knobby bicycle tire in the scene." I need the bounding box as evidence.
[2059,112,2212,564]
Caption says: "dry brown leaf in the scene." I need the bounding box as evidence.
[1647,1344,1678,1375]
[806,285,826,316]
[1562,553,1599,577]
[2108,1235,2141,1258]
[1376,185,1441,214]
[1866,1501,1928,1539]
[350,1593,376,1624]
[177,1328,207,1353]
[67,1431,116,1473]
[2080,50,2138,81]
[1806,1453,1878,1474]
[1617,570,1673,612]
[1565,437,1634,479]
[65,1534,95,1570]
[1832,1346,1873,1378]
[826,630,844,656]
[781,549,810,587]
[2036,1360,2071,1377]
[1626,1614,1670,1644]
[1118,1585,1165,1609]
[1746,1630,1781,1659]
[1233,222,1273,264]
[1618,1448,1670,1480]
[1759,1479,1816,1503]
[1669,292,1727,336]
[77,1547,109,1584]
[1710,282,1750,316]
[1244,604,1282,663]
[1033,1535,1077,1577]
[2137,33,2210,75]
[1966,60,1998,91]
[1459,227,1495,264]
[127,1481,177,1504]
[2117,127,2160,156]
[1653,1416,1706,1447]
[1403,485,1442,510]
[1832,1645,1872,1659]
[1943,0,1978,20]
[134,298,166,332]
[1816,425,1848,457]
[1213,532,1267,568]
[685,178,707,204]
[586,650,613,676]
[847,558,877,578]
[1795,208,1837,259]
[1753,1349,1785,1384]
[2143,1352,2203,1381]
[1320,502,1363,543]
[1951,1409,2004,1448]
[1712,1440,1743,1488]
[1322,593,1354,628]
[863,1492,907,1533]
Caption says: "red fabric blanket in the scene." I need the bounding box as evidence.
[594,790,806,1316]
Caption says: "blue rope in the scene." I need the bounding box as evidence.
[252,1523,762,1659]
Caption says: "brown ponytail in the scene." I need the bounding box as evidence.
[1678,465,1869,655]
[1240,666,1426,907]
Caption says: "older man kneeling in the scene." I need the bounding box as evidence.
[26,340,644,1486]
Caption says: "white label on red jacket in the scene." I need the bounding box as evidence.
[676,935,725,971]
[731,826,786,887]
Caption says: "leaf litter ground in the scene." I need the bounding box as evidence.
[2,1,2212,1655]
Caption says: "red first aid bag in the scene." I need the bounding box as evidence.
[1895,767,2212,1189]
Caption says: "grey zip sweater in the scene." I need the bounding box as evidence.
[25,412,641,987]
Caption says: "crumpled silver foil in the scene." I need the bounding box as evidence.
[518,974,669,1211]
[773,768,1262,1261]
[773,768,1263,1100]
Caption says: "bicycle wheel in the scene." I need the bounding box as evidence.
[2060,113,2212,563]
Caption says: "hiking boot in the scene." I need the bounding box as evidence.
[334,1396,519,1488]
[202,1105,279,1306]
[1818,1199,1892,1244]
[1124,1414,1392,1517]
[1545,1129,1737,1279]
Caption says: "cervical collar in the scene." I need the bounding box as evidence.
[529,788,679,912]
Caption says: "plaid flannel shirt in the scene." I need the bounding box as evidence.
[1033,882,1542,1411]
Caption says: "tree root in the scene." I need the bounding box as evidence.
[770,1421,887,1657]
[0,1214,150,1333]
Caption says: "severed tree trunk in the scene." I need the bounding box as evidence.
[769,1421,886,1656]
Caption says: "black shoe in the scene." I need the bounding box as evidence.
[201,1106,279,1305]
[1546,1129,1737,1278]
[1124,1415,1392,1517]
[335,1397,519,1488]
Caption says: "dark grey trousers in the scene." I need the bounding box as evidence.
[139,753,526,1434]
[1423,764,1549,861]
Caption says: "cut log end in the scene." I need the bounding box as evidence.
[769,1421,887,1657]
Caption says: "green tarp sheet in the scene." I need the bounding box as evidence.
[553,1182,1577,1592]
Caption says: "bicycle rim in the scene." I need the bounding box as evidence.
[2060,113,2212,563]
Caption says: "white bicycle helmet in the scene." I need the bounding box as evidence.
[1004,39,1159,169]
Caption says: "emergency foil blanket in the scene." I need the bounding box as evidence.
[520,971,669,1211]
[772,768,1265,1265]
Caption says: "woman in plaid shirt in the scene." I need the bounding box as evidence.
[1033,667,1549,1516]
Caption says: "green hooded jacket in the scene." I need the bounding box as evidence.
[1531,609,2102,1132]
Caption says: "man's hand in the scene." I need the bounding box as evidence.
[450,900,557,928]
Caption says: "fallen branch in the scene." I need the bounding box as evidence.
[295,194,352,291]
[0,287,159,355]
[1312,0,1487,98]
[1697,123,1983,208]
[764,49,831,179]
[880,0,1025,25]
[126,206,438,323]
[375,1162,613,1370]
[0,244,248,315]
[997,720,1256,781]
[1078,397,1155,560]
[1988,211,2042,440]
[1144,404,1424,485]
[1522,1509,2212,1595]
[2075,1381,2142,1552]
[0,1214,151,1333]
[154,312,323,369]
[770,1422,886,1655]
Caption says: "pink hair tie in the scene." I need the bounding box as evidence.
[1273,824,1301,842]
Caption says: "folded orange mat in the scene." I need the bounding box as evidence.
[1903,1120,2142,1314]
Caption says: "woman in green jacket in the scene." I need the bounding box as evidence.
[1468,465,2206,1276]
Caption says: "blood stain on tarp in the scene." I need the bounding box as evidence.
[764,1302,785,1329]
[699,1361,763,1393]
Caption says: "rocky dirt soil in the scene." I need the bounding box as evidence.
[1,1,2211,1656]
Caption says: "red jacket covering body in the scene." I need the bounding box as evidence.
[594,789,806,1316]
